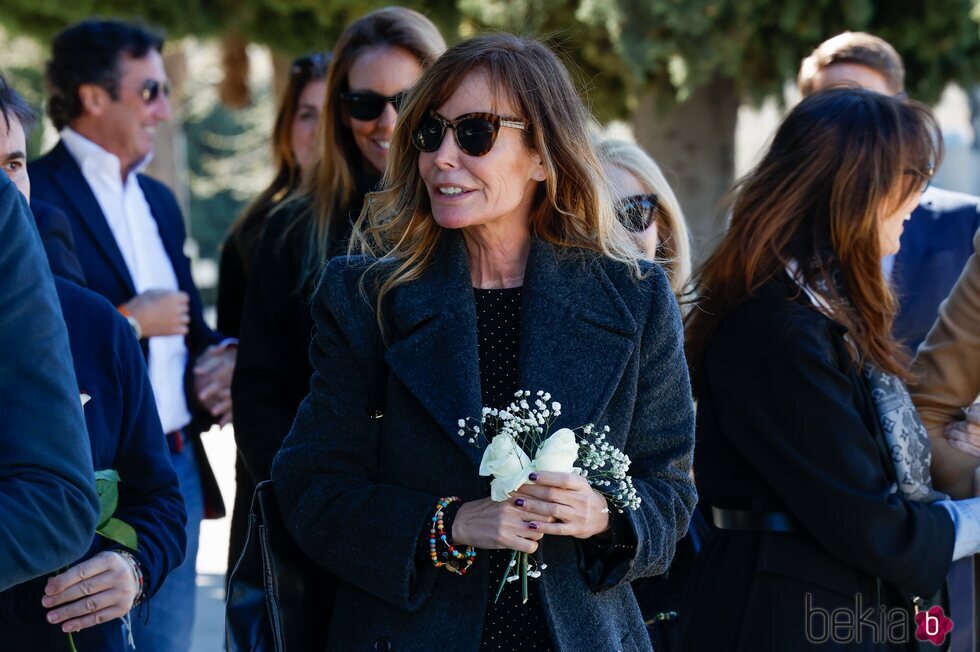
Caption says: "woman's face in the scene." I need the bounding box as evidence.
[290,80,327,171]
[346,46,422,174]
[605,161,658,259]
[418,73,546,236]
[878,182,924,257]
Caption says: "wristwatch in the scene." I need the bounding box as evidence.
[117,305,143,340]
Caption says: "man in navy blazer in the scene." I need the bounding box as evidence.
[0,102,99,592]
[28,20,235,650]
[798,31,980,352]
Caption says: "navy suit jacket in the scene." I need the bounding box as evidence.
[0,175,99,590]
[29,141,226,517]
[272,234,697,651]
[0,279,187,649]
[893,186,980,351]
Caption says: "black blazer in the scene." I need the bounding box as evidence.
[29,142,226,517]
[271,234,697,651]
[680,278,956,651]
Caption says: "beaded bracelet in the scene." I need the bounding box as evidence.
[428,496,476,575]
[113,549,145,605]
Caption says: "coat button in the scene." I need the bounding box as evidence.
[374,638,391,651]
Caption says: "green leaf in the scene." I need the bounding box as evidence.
[94,469,121,483]
[97,517,138,552]
[95,476,119,530]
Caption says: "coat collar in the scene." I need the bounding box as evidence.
[43,141,137,295]
[383,231,638,469]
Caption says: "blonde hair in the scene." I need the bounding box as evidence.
[599,139,692,295]
[290,7,445,291]
[352,33,643,321]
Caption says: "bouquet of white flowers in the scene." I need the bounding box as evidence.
[458,390,640,603]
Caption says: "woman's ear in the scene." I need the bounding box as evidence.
[530,152,547,182]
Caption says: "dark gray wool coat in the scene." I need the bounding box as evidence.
[271,232,697,651]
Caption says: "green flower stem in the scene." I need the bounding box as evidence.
[494,550,518,604]
[520,552,529,605]
[67,632,77,652]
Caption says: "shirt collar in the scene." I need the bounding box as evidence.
[60,127,153,184]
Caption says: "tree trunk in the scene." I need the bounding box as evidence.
[219,31,250,109]
[146,44,191,221]
[271,50,293,107]
[633,78,738,267]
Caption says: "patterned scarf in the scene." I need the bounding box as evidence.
[786,259,946,503]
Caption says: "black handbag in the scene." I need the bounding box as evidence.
[226,303,388,651]
[225,480,335,652]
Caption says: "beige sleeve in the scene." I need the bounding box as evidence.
[911,229,980,497]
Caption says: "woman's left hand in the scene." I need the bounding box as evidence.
[512,471,610,539]
[42,551,139,633]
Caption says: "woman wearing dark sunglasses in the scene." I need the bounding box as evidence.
[216,50,328,570]
[232,7,444,510]
[271,33,696,651]
[600,139,692,297]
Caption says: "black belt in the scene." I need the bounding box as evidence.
[711,506,798,533]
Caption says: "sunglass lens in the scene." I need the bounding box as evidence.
[412,114,444,152]
[456,118,496,156]
[347,94,385,121]
[617,195,658,232]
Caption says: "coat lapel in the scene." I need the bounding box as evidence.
[517,239,638,431]
[384,233,639,468]
[47,142,136,295]
[384,233,485,469]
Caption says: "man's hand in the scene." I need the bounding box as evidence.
[122,289,189,338]
[194,343,236,426]
[42,551,139,633]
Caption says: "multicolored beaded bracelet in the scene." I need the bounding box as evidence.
[428,496,476,575]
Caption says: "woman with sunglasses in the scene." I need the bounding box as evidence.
[271,33,696,651]
[600,139,692,297]
[216,50,328,570]
[680,89,980,651]
[232,9,444,491]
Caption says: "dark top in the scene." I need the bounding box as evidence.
[0,279,187,650]
[0,176,98,591]
[233,174,377,483]
[472,287,555,651]
[30,199,87,287]
[679,277,956,651]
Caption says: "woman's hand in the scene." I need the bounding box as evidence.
[944,403,980,458]
[452,497,556,553]
[513,471,611,539]
[42,551,139,633]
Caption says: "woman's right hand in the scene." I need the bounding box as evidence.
[452,497,555,553]
[944,403,980,458]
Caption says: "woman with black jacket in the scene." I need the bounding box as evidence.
[231,8,446,484]
[680,89,980,651]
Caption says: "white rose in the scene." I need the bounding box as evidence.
[479,434,533,501]
[532,428,579,473]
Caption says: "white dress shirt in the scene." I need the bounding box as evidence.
[61,127,192,434]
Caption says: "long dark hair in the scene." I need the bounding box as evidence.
[685,88,941,394]
[225,51,329,272]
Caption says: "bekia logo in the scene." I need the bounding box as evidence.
[915,606,953,646]
[805,594,953,646]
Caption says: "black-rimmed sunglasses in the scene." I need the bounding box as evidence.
[138,79,171,104]
[616,194,660,233]
[292,52,330,77]
[411,111,530,157]
[341,90,409,121]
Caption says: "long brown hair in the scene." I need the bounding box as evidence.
[225,51,328,271]
[685,88,940,395]
[291,7,445,291]
[351,33,643,323]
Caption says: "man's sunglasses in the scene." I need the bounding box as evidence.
[341,90,409,121]
[615,193,660,233]
[138,79,171,104]
[411,111,530,157]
